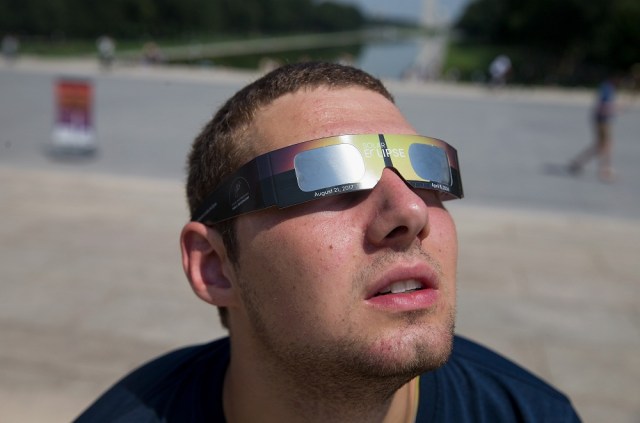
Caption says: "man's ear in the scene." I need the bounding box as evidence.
[180,222,238,307]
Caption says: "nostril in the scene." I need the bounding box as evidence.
[387,226,408,239]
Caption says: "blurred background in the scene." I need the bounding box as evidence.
[2,0,640,84]
[1,0,639,422]
[0,0,640,86]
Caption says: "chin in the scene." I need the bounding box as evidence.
[363,324,455,378]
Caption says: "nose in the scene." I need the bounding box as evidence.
[364,168,430,249]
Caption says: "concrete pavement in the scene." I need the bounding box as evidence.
[1,58,639,422]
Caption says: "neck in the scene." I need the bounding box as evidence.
[223,355,420,423]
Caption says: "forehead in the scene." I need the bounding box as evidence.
[251,87,417,156]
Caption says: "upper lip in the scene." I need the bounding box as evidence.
[365,262,440,300]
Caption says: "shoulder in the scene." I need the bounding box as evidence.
[74,337,230,423]
[416,335,581,422]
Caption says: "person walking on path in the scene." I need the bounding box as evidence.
[568,76,620,182]
[96,35,116,70]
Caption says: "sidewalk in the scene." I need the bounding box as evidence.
[3,55,606,105]
[1,165,638,422]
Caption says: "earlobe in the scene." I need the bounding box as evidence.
[180,222,237,307]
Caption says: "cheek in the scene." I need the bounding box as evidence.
[307,219,361,271]
[235,216,360,339]
[236,214,355,303]
[425,209,458,265]
[263,212,357,267]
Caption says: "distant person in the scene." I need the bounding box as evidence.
[142,42,164,65]
[2,34,19,62]
[96,35,116,70]
[630,63,640,95]
[568,75,620,182]
[489,54,512,87]
[75,61,581,422]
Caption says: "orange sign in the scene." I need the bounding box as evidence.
[51,78,96,152]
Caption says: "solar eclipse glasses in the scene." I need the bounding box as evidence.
[193,134,463,223]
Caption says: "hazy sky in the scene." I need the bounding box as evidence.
[334,0,470,23]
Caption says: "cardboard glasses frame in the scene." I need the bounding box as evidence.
[193,134,463,224]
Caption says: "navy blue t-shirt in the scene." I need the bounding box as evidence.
[75,335,581,422]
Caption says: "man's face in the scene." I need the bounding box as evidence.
[230,87,457,381]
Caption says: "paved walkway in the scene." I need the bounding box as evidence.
[1,58,639,423]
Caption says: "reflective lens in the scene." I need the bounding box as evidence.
[294,144,366,192]
[408,143,451,185]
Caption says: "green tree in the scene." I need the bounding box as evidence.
[455,0,640,83]
[0,0,365,38]
[314,1,364,31]
[263,0,314,32]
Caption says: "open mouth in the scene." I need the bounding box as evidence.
[374,280,424,297]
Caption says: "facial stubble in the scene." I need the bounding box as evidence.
[236,246,456,401]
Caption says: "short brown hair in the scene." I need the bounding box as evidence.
[185,61,394,327]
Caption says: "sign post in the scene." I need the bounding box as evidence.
[50,78,97,155]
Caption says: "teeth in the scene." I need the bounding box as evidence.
[391,282,405,294]
[379,280,422,295]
